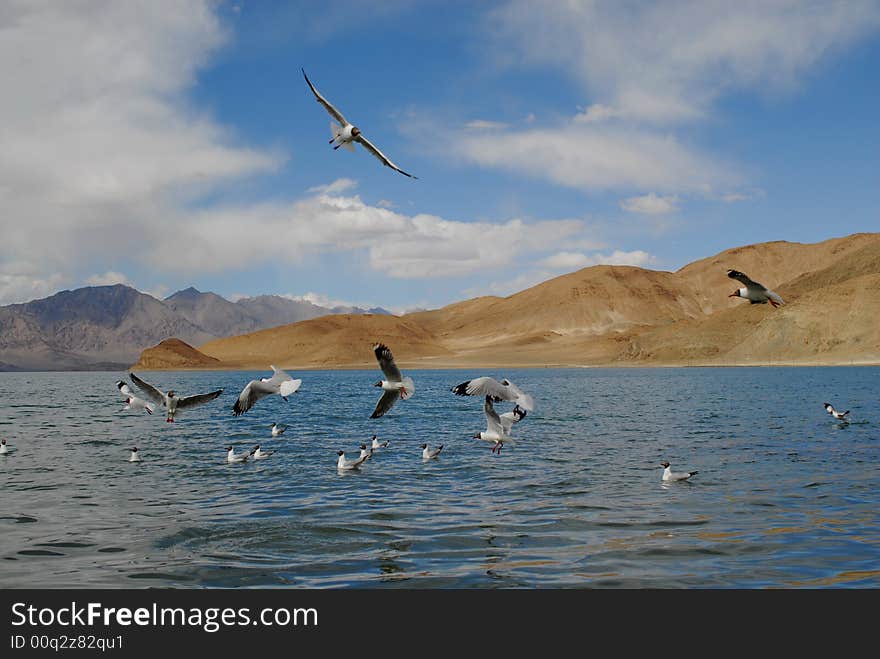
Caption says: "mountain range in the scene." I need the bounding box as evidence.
[132,232,880,370]
[0,286,390,371]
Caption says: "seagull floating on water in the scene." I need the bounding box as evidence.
[302,68,417,179]
[370,435,389,450]
[660,461,698,482]
[116,380,154,415]
[337,450,368,471]
[451,377,535,411]
[727,270,785,308]
[824,403,850,421]
[128,373,223,422]
[250,444,275,460]
[270,423,289,437]
[421,443,443,460]
[233,366,302,416]
[370,343,415,418]
[0,439,9,455]
[226,446,251,463]
[128,447,142,463]
[359,443,374,461]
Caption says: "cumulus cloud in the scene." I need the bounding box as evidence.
[84,271,133,287]
[620,193,680,215]
[307,178,358,195]
[465,119,508,130]
[540,250,655,270]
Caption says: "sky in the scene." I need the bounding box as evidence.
[1,0,878,312]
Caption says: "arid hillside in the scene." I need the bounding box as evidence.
[133,233,880,369]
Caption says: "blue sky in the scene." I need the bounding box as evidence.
[2,1,878,312]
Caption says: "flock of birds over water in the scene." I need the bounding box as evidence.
[0,266,856,482]
[0,72,859,481]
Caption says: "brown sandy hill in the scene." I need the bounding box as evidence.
[131,338,221,370]
[134,232,880,369]
[198,313,454,369]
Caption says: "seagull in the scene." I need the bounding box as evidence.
[233,366,302,416]
[359,443,374,461]
[128,373,223,423]
[451,376,535,411]
[473,396,520,454]
[270,423,289,437]
[370,434,389,450]
[337,450,368,471]
[420,443,443,460]
[226,446,251,463]
[370,343,415,418]
[250,444,275,460]
[302,68,417,179]
[660,461,698,482]
[824,403,850,421]
[0,439,9,455]
[117,380,154,415]
[727,270,785,308]
[128,447,142,463]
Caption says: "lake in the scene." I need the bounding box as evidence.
[1,367,877,588]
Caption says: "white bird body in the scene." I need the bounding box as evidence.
[233,366,302,416]
[370,343,415,418]
[226,447,250,463]
[370,435,389,450]
[337,450,368,471]
[270,423,288,437]
[474,397,521,454]
[824,403,850,420]
[117,380,154,414]
[727,270,785,308]
[359,444,373,461]
[421,443,443,460]
[128,372,223,422]
[128,447,142,462]
[0,439,8,455]
[660,462,698,482]
[251,445,274,460]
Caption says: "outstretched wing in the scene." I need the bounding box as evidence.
[500,406,526,434]
[374,343,403,382]
[233,379,277,416]
[484,396,505,436]
[355,134,417,179]
[727,269,764,290]
[116,380,135,398]
[177,389,223,409]
[302,68,348,126]
[766,289,785,306]
[128,373,166,406]
[451,376,535,410]
[370,389,400,419]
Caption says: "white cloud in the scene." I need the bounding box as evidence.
[573,104,620,123]
[465,119,508,130]
[491,1,880,124]
[84,271,133,287]
[0,271,68,306]
[0,2,284,304]
[540,250,655,270]
[620,193,680,215]
[307,178,358,195]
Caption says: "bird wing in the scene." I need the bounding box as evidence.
[177,389,223,409]
[766,289,785,305]
[302,68,348,126]
[374,343,403,382]
[484,397,505,436]
[499,409,525,434]
[233,379,277,416]
[370,389,400,419]
[500,379,535,411]
[451,376,504,400]
[128,373,166,406]
[354,134,417,179]
[275,424,288,435]
[727,269,765,290]
[116,380,135,398]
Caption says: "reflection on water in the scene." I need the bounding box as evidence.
[0,367,878,588]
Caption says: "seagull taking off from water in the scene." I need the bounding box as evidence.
[824,403,850,421]
[233,366,302,416]
[660,461,698,482]
[270,423,288,437]
[128,447,142,463]
[727,270,785,308]
[117,380,154,415]
[451,377,535,411]
[473,396,525,454]
[129,373,222,422]
[337,450,368,471]
[370,343,415,418]
[420,443,443,460]
[302,68,417,179]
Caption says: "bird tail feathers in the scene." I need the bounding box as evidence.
[280,379,302,397]
[400,377,415,399]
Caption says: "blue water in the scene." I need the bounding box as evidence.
[0,367,877,588]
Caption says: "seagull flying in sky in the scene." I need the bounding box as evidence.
[370,343,415,418]
[451,376,535,411]
[128,372,223,422]
[302,68,418,179]
[727,270,785,308]
[233,366,302,416]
